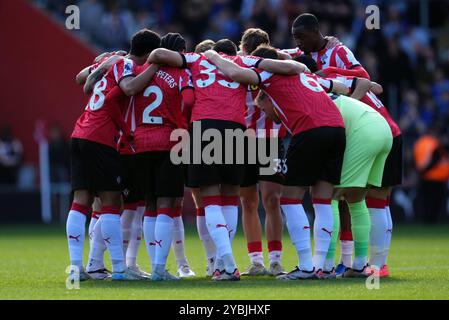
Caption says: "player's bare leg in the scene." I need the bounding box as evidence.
[172,197,195,278]
[240,185,267,275]
[260,181,285,275]
[66,190,94,280]
[201,184,240,281]
[278,186,316,280]
[151,197,179,281]
[366,187,392,277]
[191,188,216,276]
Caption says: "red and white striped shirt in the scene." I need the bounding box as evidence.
[245,84,286,138]
[282,45,360,70]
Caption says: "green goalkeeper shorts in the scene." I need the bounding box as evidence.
[337,115,393,188]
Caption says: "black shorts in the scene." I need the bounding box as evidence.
[121,154,144,203]
[184,164,198,188]
[187,119,246,187]
[241,138,286,187]
[70,138,123,192]
[381,135,403,187]
[284,127,346,187]
[136,151,184,199]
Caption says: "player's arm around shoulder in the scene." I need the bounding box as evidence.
[370,82,383,95]
[315,75,348,95]
[148,48,185,67]
[75,66,91,85]
[119,62,159,96]
[83,55,124,94]
[204,50,259,85]
[258,59,307,75]
[350,77,372,100]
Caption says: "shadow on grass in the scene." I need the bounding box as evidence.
[79,276,407,291]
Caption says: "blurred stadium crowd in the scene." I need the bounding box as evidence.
[2,0,448,222]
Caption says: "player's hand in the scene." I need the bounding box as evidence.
[325,36,341,49]
[302,64,311,74]
[204,49,219,61]
[315,69,325,76]
[103,55,124,69]
[277,51,292,60]
[94,52,112,63]
[146,51,160,65]
[115,50,128,56]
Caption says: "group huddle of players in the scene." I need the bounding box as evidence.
[66,13,401,282]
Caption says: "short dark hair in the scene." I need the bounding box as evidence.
[292,13,319,31]
[161,32,186,52]
[294,54,318,73]
[213,39,238,56]
[240,28,270,54]
[251,44,278,59]
[129,29,161,57]
[195,39,215,53]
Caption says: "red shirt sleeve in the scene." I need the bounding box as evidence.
[106,86,131,138]
[322,66,370,80]
[113,58,137,84]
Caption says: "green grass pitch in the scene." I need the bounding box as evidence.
[1,224,449,300]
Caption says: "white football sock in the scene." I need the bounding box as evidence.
[222,253,237,273]
[248,241,264,265]
[126,206,144,267]
[87,214,98,270]
[205,205,233,259]
[268,241,282,265]
[324,258,334,272]
[66,205,88,268]
[281,203,313,271]
[353,256,367,270]
[196,214,216,261]
[368,206,388,269]
[383,205,393,266]
[222,203,238,243]
[88,215,98,249]
[143,213,157,264]
[86,215,107,272]
[153,211,174,269]
[340,240,354,267]
[214,257,224,271]
[172,214,189,267]
[312,201,334,271]
[249,251,264,266]
[100,212,125,273]
[121,208,135,259]
[269,250,281,265]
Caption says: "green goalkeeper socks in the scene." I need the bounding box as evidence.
[347,200,371,269]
